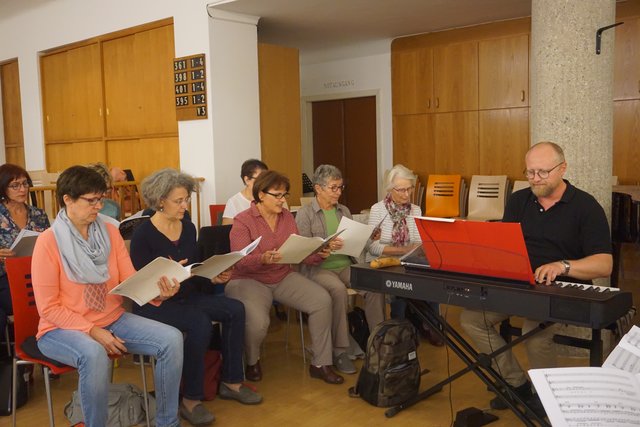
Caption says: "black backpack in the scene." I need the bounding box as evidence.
[348,307,370,352]
[349,318,422,407]
[0,358,28,416]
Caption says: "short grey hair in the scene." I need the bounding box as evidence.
[384,164,416,192]
[140,168,198,211]
[313,164,343,188]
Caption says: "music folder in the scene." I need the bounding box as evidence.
[411,216,535,285]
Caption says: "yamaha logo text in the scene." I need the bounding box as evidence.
[385,279,413,291]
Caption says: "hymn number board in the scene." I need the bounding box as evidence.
[173,54,207,120]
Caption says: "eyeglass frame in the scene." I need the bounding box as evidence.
[78,195,106,206]
[167,196,192,206]
[264,191,290,200]
[392,186,415,194]
[523,162,565,179]
[6,181,30,191]
[322,184,346,193]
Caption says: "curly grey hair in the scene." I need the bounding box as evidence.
[312,164,343,189]
[140,168,198,211]
[384,164,416,192]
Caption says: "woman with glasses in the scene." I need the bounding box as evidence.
[366,164,443,346]
[86,162,121,220]
[225,170,344,385]
[0,163,50,347]
[32,166,184,427]
[222,159,269,225]
[129,168,262,426]
[295,164,385,374]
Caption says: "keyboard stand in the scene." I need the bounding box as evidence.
[385,299,551,427]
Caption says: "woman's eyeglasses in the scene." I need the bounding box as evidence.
[392,186,414,194]
[79,195,106,206]
[264,191,290,200]
[323,184,346,193]
[7,181,30,191]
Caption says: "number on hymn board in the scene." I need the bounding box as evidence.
[191,81,205,92]
[174,72,187,83]
[190,56,205,68]
[173,59,187,71]
[175,96,188,107]
[192,94,206,105]
[196,106,207,117]
[175,84,188,95]
[191,69,205,80]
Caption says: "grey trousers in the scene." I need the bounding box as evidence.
[225,272,333,366]
[459,309,558,387]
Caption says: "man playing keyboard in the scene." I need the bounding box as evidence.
[460,141,613,415]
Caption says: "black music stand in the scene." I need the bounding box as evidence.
[386,299,551,427]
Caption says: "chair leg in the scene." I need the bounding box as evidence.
[11,359,17,427]
[139,357,151,427]
[298,311,306,366]
[285,307,291,351]
[43,366,55,427]
[4,323,11,357]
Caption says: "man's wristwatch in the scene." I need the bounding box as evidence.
[560,260,571,275]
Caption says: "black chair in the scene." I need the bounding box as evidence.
[197,225,232,295]
[611,192,639,287]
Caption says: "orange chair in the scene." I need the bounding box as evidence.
[424,174,463,218]
[209,204,226,225]
[6,257,152,427]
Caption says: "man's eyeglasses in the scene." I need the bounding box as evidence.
[323,184,346,193]
[392,186,414,194]
[523,162,564,179]
[79,195,106,206]
[7,181,30,191]
[264,191,290,200]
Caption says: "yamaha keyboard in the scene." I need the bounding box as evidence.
[351,264,632,329]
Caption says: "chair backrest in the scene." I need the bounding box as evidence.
[198,225,232,259]
[511,180,529,193]
[5,257,36,360]
[299,197,315,207]
[411,178,425,211]
[209,204,226,226]
[466,175,509,221]
[425,174,462,218]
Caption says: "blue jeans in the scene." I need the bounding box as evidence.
[37,312,183,427]
[134,293,246,399]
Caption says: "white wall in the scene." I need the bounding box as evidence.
[300,39,393,199]
[0,0,261,225]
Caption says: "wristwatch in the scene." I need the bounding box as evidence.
[560,260,571,275]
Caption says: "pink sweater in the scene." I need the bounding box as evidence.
[230,203,322,284]
[32,224,136,339]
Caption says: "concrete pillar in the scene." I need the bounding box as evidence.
[530,0,616,216]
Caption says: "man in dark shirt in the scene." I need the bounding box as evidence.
[460,141,612,412]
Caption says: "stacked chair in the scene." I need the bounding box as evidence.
[465,175,509,221]
[424,174,466,218]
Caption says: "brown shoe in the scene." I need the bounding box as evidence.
[425,327,445,347]
[245,361,262,382]
[309,365,344,384]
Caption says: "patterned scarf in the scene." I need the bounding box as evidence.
[52,209,111,311]
[383,193,411,247]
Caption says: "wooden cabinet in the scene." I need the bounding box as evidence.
[614,17,640,101]
[433,112,479,175]
[433,42,478,112]
[393,114,435,182]
[478,108,529,177]
[613,100,640,184]
[40,44,102,142]
[479,35,529,109]
[103,25,177,137]
[1,60,25,167]
[391,48,433,114]
[46,140,106,172]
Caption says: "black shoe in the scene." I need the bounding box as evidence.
[490,381,533,410]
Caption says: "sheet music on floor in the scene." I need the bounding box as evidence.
[529,325,640,426]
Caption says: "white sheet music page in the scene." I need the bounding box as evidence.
[604,325,640,374]
[529,367,640,426]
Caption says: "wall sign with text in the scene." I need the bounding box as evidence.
[173,54,207,121]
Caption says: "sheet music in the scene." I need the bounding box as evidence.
[618,325,640,358]
[604,326,640,373]
[530,367,640,426]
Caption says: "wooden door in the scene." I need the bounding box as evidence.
[66,44,103,140]
[1,60,25,167]
[613,100,640,184]
[393,114,435,190]
[433,42,478,113]
[433,111,479,176]
[614,17,640,101]
[479,34,529,109]
[41,51,69,142]
[478,108,529,180]
[391,47,433,114]
[312,96,377,213]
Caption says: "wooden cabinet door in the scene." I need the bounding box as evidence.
[433,111,479,175]
[1,61,25,167]
[479,108,529,180]
[433,42,478,113]
[479,35,529,109]
[41,51,69,142]
[104,25,177,137]
[66,44,103,140]
[614,17,640,101]
[613,100,640,184]
[392,47,433,114]
[393,114,435,182]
